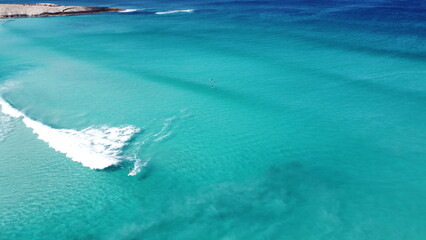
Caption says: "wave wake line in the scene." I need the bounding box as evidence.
[155,9,194,15]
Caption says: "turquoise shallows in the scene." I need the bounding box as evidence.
[1,1,426,239]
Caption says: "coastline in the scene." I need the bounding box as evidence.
[0,3,124,19]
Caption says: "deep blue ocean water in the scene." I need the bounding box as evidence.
[1,0,426,239]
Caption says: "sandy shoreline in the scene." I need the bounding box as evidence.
[0,3,124,18]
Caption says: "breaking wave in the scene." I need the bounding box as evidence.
[0,98,140,170]
[119,9,140,13]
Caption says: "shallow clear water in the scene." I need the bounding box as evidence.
[1,0,426,239]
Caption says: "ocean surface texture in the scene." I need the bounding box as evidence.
[1,0,426,239]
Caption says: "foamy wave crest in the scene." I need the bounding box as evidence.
[155,9,194,15]
[0,98,22,118]
[0,98,140,169]
[119,9,139,13]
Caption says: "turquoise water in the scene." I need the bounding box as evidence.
[1,1,426,239]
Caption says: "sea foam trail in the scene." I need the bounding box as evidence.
[0,98,140,169]
[155,9,194,15]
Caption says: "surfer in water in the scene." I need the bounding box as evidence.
[128,167,136,176]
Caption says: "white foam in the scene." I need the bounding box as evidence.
[0,114,14,142]
[155,9,194,15]
[0,97,140,169]
[119,9,139,13]
[0,98,24,118]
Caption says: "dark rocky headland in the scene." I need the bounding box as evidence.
[0,3,124,18]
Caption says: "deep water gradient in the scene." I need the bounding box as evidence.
[1,0,426,239]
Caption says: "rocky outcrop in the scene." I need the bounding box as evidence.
[0,3,124,18]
